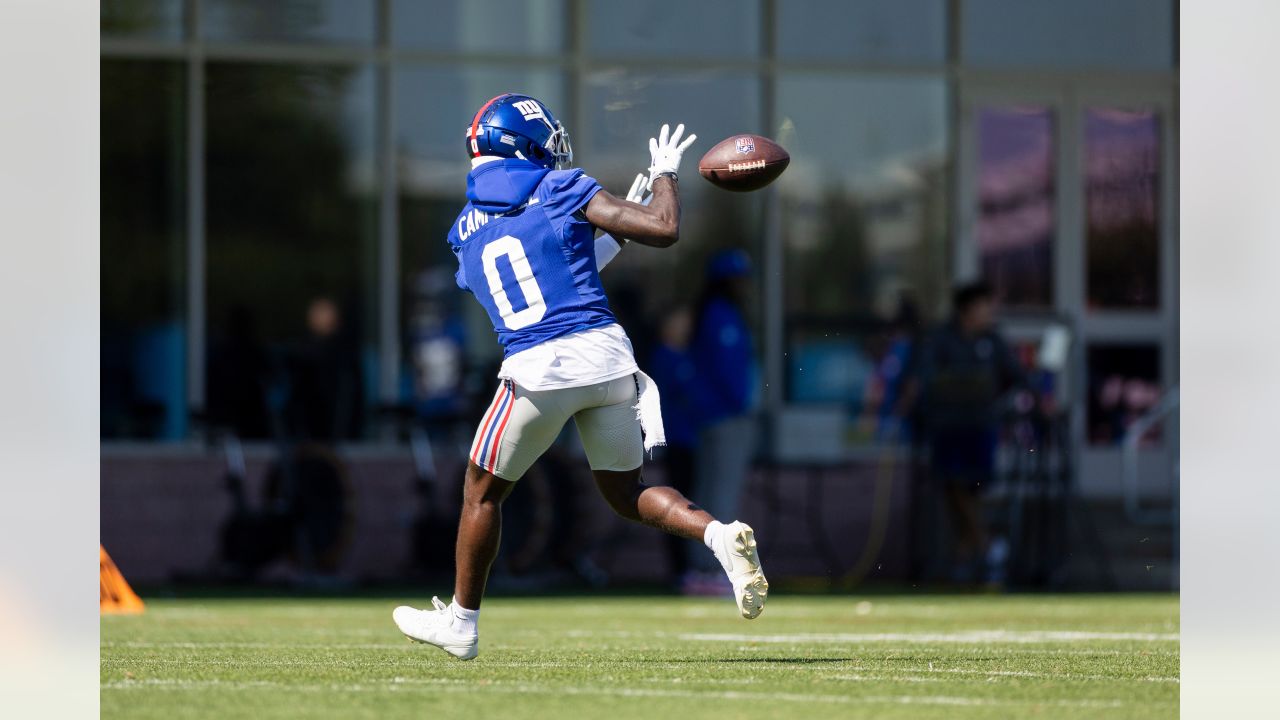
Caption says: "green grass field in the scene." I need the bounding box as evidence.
[102,593,1178,719]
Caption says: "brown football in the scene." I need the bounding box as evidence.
[697,134,790,192]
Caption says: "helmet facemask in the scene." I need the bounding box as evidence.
[545,122,573,170]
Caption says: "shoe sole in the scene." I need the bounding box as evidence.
[732,525,769,620]
[400,631,479,661]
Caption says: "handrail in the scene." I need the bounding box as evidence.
[1122,386,1179,525]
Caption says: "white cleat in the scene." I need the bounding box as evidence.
[392,597,479,661]
[715,521,769,619]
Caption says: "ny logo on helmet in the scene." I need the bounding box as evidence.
[511,99,553,129]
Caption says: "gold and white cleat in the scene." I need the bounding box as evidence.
[716,521,769,619]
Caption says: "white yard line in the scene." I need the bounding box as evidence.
[103,641,410,650]
[826,673,948,683]
[903,667,1180,683]
[109,629,1178,648]
[680,630,1179,644]
[101,677,1145,709]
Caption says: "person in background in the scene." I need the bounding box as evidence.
[876,293,922,443]
[206,304,273,439]
[647,305,700,589]
[906,281,1024,585]
[289,296,364,442]
[686,249,759,593]
[404,268,469,433]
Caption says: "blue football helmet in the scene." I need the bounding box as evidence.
[465,93,573,170]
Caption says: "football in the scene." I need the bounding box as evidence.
[697,134,790,192]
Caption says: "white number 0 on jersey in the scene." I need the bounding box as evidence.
[481,235,547,330]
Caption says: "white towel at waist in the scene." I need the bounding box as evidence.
[632,369,666,455]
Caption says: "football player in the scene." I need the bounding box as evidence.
[392,93,768,660]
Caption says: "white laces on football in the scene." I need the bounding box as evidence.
[430,596,449,613]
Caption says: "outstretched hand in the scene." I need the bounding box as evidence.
[647,123,697,178]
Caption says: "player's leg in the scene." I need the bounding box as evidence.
[460,380,576,597]
[453,461,517,609]
[393,380,570,658]
[576,376,768,618]
[591,466,713,539]
[661,446,697,586]
[687,416,757,586]
[591,464,767,618]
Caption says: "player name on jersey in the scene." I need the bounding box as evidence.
[457,198,543,242]
[457,208,492,242]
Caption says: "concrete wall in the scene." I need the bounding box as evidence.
[101,448,914,587]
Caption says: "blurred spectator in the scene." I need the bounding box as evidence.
[647,305,700,588]
[686,249,759,592]
[207,304,273,438]
[404,268,468,428]
[288,296,364,442]
[876,293,922,442]
[906,282,1024,584]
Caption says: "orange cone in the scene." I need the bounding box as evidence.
[100,545,145,614]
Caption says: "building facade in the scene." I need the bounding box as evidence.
[102,0,1178,503]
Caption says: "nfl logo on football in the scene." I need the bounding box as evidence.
[735,136,755,154]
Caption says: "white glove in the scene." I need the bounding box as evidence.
[625,172,651,206]
[647,123,697,179]
[595,173,650,271]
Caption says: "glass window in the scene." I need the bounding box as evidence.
[1086,108,1160,311]
[392,0,565,54]
[977,106,1055,310]
[776,74,948,439]
[202,0,376,45]
[102,60,187,440]
[205,63,379,441]
[1087,344,1161,446]
[586,0,761,59]
[962,0,1174,69]
[101,0,185,41]
[582,69,766,373]
[396,66,566,421]
[777,0,946,65]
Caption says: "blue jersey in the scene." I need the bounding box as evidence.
[691,297,757,425]
[447,159,616,357]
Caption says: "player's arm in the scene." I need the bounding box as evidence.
[585,174,680,248]
[585,123,696,250]
[593,174,649,270]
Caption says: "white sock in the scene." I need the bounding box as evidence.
[703,521,733,574]
[450,598,479,636]
[703,520,724,550]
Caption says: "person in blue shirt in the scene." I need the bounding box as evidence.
[646,306,700,587]
[876,294,921,443]
[391,94,768,660]
[686,249,760,590]
[693,250,757,425]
